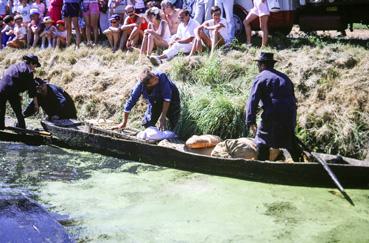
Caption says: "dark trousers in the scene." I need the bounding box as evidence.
[143,101,180,130]
[257,139,303,162]
[0,92,25,130]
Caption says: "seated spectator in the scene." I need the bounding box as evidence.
[119,4,147,51]
[31,0,46,18]
[39,16,56,48]
[149,9,198,65]
[130,0,145,14]
[27,8,44,48]
[190,5,227,56]
[1,15,15,48]
[15,0,31,24]
[53,19,66,48]
[7,14,27,48]
[103,14,121,52]
[23,78,77,120]
[215,0,234,42]
[140,7,170,56]
[160,0,180,36]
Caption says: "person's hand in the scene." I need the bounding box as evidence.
[111,122,126,130]
[159,116,166,131]
[250,124,257,137]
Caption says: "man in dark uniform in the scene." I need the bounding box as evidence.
[0,54,41,130]
[23,78,77,120]
[113,67,181,131]
[245,52,301,161]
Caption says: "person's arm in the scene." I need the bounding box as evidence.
[205,22,225,31]
[245,78,263,134]
[177,36,194,44]
[159,101,170,130]
[113,81,142,129]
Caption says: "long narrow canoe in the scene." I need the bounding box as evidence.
[41,120,369,188]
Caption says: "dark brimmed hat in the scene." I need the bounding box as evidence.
[254,52,277,63]
[23,54,41,67]
[109,14,120,22]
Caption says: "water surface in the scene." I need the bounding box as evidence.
[1,141,368,242]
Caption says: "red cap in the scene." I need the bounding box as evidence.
[56,20,65,25]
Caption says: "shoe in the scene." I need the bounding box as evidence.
[149,56,162,66]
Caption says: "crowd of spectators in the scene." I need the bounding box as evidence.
[0,0,271,61]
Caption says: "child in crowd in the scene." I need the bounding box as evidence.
[1,15,15,48]
[39,16,56,48]
[54,19,66,48]
[190,5,227,56]
[27,8,44,47]
[7,14,27,48]
[103,14,121,51]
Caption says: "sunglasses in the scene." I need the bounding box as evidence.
[213,12,221,16]
[127,10,134,14]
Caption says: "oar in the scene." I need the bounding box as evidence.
[296,137,354,206]
[5,126,52,137]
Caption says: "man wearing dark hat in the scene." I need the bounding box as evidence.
[0,54,41,130]
[113,67,180,131]
[245,52,301,161]
[23,78,77,120]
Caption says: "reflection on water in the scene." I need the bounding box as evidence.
[1,141,369,242]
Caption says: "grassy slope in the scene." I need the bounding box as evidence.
[0,36,368,159]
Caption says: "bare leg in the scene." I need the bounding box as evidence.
[32,33,40,48]
[72,16,81,47]
[130,29,143,48]
[104,31,114,49]
[140,33,149,55]
[119,28,131,50]
[260,15,269,47]
[243,13,258,45]
[83,13,92,44]
[65,17,72,46]
[112,31,120,51]
[210,30,225,56]
[90,13,99,44]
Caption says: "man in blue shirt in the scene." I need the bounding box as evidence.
[245,52,301,161]
[114,68,180,131]
[23,78,77,120]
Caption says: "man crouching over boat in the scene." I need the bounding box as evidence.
[23,78,77,120]
[113,67,180,131]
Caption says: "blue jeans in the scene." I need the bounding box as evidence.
[215,0,235,42]
[193,0,214,24]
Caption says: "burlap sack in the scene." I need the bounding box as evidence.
[211,138,258,160]
[185,135,222,149]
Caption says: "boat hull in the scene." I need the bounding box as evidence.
[41,121,369,188]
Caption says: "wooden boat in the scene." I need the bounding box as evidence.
[41,120,369,188]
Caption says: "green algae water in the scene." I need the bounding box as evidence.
[1,141,369,243]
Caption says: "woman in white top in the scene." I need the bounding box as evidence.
[140,7,171,56]
[190,5,227,56]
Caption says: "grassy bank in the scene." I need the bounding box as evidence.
[1,36,368,159]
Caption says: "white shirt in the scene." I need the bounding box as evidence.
[14,24,27,38]
[16,4,31,22]
[207,17,228,42]
[175,18,199,41]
